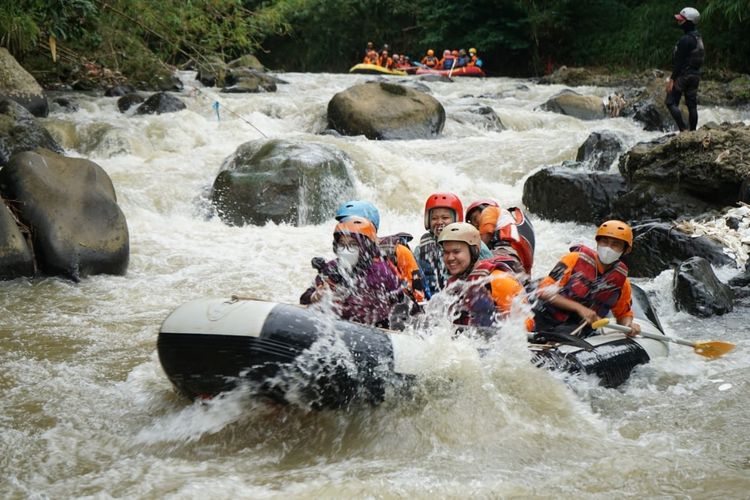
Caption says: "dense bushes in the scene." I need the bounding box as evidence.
[2,0,749,78]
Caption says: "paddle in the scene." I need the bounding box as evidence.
[591,318,735,359]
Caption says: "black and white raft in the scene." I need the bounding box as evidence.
[158,286,668,408]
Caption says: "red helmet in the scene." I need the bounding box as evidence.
[424,192,463,229]
[465,198,499,223]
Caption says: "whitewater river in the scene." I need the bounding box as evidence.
[2,72,749,498]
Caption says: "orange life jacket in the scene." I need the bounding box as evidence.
[446,256,519,326]
[492,207,535,275]
[543,245,628,324]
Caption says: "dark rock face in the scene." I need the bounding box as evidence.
[673,257,734,317]
[0,99,63,166]
[522,164,628,223]
[575,130,624,171]
[117,94,145,113]
[327,82,445,140]
[0,48,48,117]
[105,85,136,97]
[539,90,606,121]
[135,92,186,115]
[619,123,750,208]
[210,139,356,226]
[0,202,34,279]
[50,97,79,113]
[612,184,713,222]
[625,223,735,278]
[0,149,129,281]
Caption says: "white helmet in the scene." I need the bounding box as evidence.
[676,7,700,23]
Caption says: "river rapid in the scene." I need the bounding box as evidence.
[2,72,749,498]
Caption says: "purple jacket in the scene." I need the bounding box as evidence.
[301,257,402,327]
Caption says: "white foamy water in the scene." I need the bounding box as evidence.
[2,72,749,498]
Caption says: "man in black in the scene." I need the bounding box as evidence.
[665,7,704,132]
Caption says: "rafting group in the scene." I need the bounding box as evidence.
[301,194,641,340]
[351,42,486,77]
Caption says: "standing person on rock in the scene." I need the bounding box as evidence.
[665,7,704,132]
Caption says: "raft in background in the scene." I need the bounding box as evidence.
[415,66,486,77]
[349,63,407,76]
[157,285,668,409]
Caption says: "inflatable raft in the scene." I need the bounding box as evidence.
[349,63,407,76]
[415,66,486,77]
[158,285,668,408]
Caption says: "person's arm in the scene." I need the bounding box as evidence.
[613,279,640,336]
[537,253,600,324]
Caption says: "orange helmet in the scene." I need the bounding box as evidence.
[334,216,377,243]
[479,206,500,236]
[427,49,434,56]
[424,192,464,229]
[595,220,633,251]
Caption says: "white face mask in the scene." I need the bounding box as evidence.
[597,244,622,265]
[336,246,360,270]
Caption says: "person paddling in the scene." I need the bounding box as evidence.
[533,220,641,338]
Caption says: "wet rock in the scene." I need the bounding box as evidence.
[135,92,186,115]
[698,75,750,107]
[575,130,624,171]
[0,149,129,281]
[327,82,445,140]
[611,183,712,222]
[210,139,355,226]
[117,93,145,113]
[673,257,734,317]
[625,222,735,278]
[222,68,277,93]
[0,202,34,279]
[417,74,453,83]
[0,99,63,166]
[539,90,606,121]
[619,123,750,208]
[522,163,628,223]
[196,56,228,87]
[393,79,431,93]
[104,85,136,97]
[452,105,505,132]
[50,97,79,113]
[0,48,48,117]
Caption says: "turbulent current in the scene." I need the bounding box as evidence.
[2,72,749,498]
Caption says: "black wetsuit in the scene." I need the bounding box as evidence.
[665,22,704,131]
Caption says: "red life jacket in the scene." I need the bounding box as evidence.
[492,207,535,274]
[446,256,517,326]
[549,245,628,323]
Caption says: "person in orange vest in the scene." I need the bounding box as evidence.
[437,222,532,329]
[421,49,439,68]
[363,49,379,65]
[534,220,641,337]
[363,41,375,61]
[378,50,394,69]
[478,206,535,279]
[467,47,482,67]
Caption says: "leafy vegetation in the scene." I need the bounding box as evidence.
[1,0,748,82]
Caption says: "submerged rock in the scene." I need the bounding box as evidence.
[575,130,624,171]
[222,68,277,93]
[327,82,445,140]
[451,105,505,132]
[135,92,186,115]
[0,149,129,281]
[211,139,355,226]
[673,257,734,317]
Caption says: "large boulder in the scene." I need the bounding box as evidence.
[575,130,624,171]
[625,222,735,278]
[135,92,186,115]
[0,48,48,117]
[222,68,277,93]
[672,257,734,317]
[611,183,713,222]
[451,105,505,132]
[0,99,63,166]
[0,202,34,279]
[539,90,606,121]
[227,54,265,72]
[619,123,750,208]
[210,139,356,226]
[196,56,228,87]
[522,163,628,223]
[0,149,129,281]
[327,82,445,140]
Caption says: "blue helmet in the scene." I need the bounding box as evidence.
[334,200,380,230]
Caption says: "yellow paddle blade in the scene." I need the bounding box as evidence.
[591,318,610,329]
[693,341,736,359]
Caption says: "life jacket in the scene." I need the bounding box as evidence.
[687,31,704,72]
[416,232,445,298]
[442,56,454,70]
[379,233,425,303]
[540,245,628,324]
[492,207,535,274]
[422,56,438,67]
[446,256,518,326]
[379,56,393,69]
